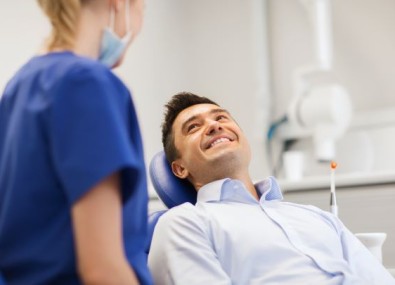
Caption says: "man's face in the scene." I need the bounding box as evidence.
[171,104,251,184]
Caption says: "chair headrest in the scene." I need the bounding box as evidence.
[149,151,197,208]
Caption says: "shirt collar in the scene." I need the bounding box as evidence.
[255,176,284,201]
[196,176,283,204]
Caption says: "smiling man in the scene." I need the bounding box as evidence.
[148,92,395,285]
[168,98,257,199]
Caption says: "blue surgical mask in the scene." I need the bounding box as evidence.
[99,0,132,68]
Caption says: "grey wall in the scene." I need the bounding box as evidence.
[268,0,395,117]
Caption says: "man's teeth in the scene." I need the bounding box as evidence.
[210,138,230,147]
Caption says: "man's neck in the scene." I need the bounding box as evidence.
[194,174,259,200]
[237,176,259,200]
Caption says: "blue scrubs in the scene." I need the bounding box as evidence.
[0,52,152,284]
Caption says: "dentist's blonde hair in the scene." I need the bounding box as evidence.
[37,0,81,51]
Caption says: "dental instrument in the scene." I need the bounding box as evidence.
[330,161,338,216]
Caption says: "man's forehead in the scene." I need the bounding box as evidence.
[176,104,226,123]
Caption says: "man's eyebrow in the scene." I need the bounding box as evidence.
[181,115,199,132]
[181,108,230,132]
[210,108,230,116]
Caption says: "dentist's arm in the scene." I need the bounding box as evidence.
[72,172,139,285]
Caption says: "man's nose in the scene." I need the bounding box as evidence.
[206,120,222,135]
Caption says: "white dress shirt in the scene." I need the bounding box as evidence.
[148,177,395,285]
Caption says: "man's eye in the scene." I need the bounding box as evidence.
[187,124,199,132]
[216,115,228,121]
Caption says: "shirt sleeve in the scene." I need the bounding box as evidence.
[338,220,395,284]
[49,65,138,205]
[148,204,231,285]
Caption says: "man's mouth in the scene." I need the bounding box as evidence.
[207,136,233,149]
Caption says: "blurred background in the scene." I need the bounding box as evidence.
[1,0,395,270]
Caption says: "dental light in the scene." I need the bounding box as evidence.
[287,83,352,161]
[275,0,353,162]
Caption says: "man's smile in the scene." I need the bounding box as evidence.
[205,135,234,149]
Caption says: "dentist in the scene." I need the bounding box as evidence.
[0,0,151,284]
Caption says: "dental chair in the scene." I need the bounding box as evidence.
[146,151,197,253]
[149,151,196,208]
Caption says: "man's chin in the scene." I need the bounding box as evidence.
[207,149,241,166]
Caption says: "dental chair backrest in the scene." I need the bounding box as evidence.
[146,151,197,253]
[149,151,196,208]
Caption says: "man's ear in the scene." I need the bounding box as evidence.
[171,160,189,179]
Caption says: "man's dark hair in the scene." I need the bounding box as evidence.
[161,92,219,163]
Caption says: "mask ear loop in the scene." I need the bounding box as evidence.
[109,3,115,32]
[109,0,129,34]
[123,0,133,41]
[125,0,130,31]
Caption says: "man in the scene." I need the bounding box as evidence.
[148,92,395,285]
